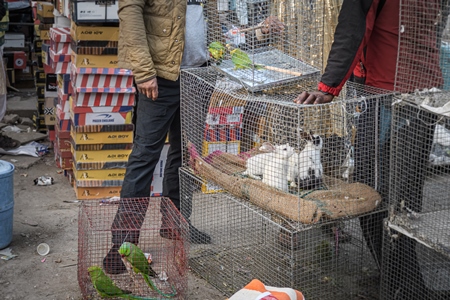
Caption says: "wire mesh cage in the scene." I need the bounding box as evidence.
[204,0,343,90]
[380,91,450,299]
[181,167,381,299]
[180,67,394,298]
[78,197,189,299]
[181,67,393,223]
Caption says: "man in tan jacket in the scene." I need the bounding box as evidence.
[104,0,284,275]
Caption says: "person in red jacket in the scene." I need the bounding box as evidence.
[295,0,449,298]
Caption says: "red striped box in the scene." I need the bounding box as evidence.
[56,103,70,119]
[53,61,70,74]
[56,122,71,139]
[58,86,70,102]
[71,64,133,89]
[50,27,71,42]
[71,86,136,107]
[51,40,70,54]
[58,74,72,94]
[204,124,241,142]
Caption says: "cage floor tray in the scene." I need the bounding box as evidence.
[388,209,450,258]
[217,48,320,92]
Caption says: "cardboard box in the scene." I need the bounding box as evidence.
[71,53,118,68]
[57,74,71,94]
[71,40,118,55]
[34,69,46,83]
[70,21,119,41]
[56,122,71,139]
[41,43,51,66]
[50,27,71,54]
[71,64,133,89]
[71,146,132,162]
[36,84,45,99]
[204,124,242,142]
[55,152,73,170]
[70,124,134,144]
[71,109,133,126]
[36,1,54,23]
[45,73,58,97]
[4,33,25,48]
[74,186,121,200]
[71,87,136,107]
[71,0,119,23]
[72,166,127,180]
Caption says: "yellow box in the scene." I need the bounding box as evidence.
[45,114,56,125]
[36,2,55,20]
[74,186,122,200]
[70,21,119,41]
[71,53,118,68]
[70,130,134,144]
[72,165,126,180]
[71,145,132,162]
[201,141,240,194]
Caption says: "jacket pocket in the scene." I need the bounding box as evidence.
[145,15,173,64]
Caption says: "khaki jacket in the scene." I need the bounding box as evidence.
[118,0,187,83]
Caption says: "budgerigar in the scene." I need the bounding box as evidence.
[229,48,264,70]
[208,41,226,63]
[119,242,177,298]
[88,266,158,299]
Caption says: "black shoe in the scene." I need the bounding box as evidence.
[103,245,126,275]
[189,224,211,244]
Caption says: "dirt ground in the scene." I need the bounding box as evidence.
[0,155,225,300]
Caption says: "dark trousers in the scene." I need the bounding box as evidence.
[111,77,183,246]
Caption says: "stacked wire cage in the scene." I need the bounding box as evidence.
[180,66,393,299]
[78,198,189,299]
[378,0,450,299]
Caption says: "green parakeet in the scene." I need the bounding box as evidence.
[88,266,157,299]
[230,48,264,71]
[208,41,226,62]
[119,242,177,298]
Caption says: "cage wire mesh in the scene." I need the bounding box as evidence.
[380,91,450,299]
[78,198,188,299]
[378,0,450,298]
[204,0,343,91]
[181,168,381,299]
[180,67,394,298]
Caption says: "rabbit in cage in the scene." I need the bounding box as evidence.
[287,131,323,190]
[242,142,295,192]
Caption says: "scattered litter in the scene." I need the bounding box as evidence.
[37,243,50,256]
[60,263,77,268]
[2,125,23,133]
[56,170,63,174]
[34,176,54,186]
[20,173,28,177]
[10,159,18,163]
[41,258,46,263]
[55,258,62,263]
[0,248,17,261]
[158,271,169,281]
[63,200,80,203]
[0,141,49,157]
[99,197,121,205]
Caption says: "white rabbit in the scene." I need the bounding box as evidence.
[242,142,278,180]
[261,143,295,192]
[288,134,323,189]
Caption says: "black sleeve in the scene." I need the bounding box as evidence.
[320,0,377,94]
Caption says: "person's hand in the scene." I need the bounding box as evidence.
[261,16,285,35]
[294,91,334,105]
[137,78,158,101]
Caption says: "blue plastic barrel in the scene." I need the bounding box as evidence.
[0,160,14,249]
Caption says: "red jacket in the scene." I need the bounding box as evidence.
[319,0,444,96]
